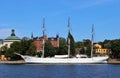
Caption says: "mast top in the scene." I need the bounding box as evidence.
[68,17,70,34]
[91,24,94,58]
[42,17,45,37]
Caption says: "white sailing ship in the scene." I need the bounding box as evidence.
[16,18,109,64]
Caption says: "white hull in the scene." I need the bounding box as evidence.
[21,55,108,64]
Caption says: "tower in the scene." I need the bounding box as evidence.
[11,29,16,36]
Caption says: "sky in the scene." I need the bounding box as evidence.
[0,0,120,42]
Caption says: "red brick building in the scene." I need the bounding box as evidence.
[32,35,59,52]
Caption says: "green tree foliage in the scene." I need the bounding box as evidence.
[0,46,8,55]
[75,41,84,54]
[5,48,14,58]
[20,37,30,55]
[10,41,21,53]
[75,41,83,48]
[44,40,56,57]
[83,39,92,57]
[103,39,111,49]
[56,46,67,55]
[20,37,36,56]
[59,37,66,46]
[36,51,42,57]
[56,38,67,55]
[26,42,36,56]
[111,39,120,58]
[5,48,22,60]
[4,41,21,59]
[83,39,91,47]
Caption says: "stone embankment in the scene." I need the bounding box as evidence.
[0,60,25,64]
[108,58,120,64]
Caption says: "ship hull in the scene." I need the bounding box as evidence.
[21,56,108,64]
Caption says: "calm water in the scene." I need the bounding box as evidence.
[0,64,120,78]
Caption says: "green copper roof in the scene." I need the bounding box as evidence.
[5,36,20,40]
[5,29,21,40]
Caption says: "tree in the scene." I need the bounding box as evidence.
[56,37,67,55]
[75,41,84,54]
[75,41,83,48]
[59,37,66,46]
[111,39,120,58]
[0,46,8,55]
[44,40,56,57]
[5,48,14,58]
[56,46,67,55]
[20,37,30,55]
[103,39,111,49]
[26,42,36,56]
[4,41,21,60]
[83,39,91,57]
[83,39,91,47]
[5,48,22,60]
[10,41,21,53]
[36,51,42,57]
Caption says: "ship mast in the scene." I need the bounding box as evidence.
[91,24,94,58]
[41,18,45,58]
[68,17,70,58]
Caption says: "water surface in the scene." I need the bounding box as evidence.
[0,64,120,78]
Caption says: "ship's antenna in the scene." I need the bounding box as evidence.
[42,17,45,58]
[91,24,94,58]
[68,17,70,58]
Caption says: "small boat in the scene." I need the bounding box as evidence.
[16,18,109,64]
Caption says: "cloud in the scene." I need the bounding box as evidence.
[0,29,11,39]
[0,24,11,27]
[0,24,13,38]
[81,0,113,8]
[60,0,114,10]
[47,0,114,17]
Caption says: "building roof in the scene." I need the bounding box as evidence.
[5,29,20,40]
[5,36,20,40]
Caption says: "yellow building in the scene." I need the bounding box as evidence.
[94,44,111,55]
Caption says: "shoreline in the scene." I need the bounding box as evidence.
[0,59,120,64]
[107,58,120,64]
[0,60,25,64]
